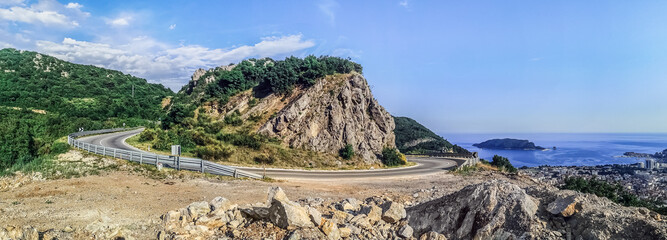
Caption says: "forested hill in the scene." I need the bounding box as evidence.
[0,48,172,174]
[0,48,173,120]
[393,116,469,154]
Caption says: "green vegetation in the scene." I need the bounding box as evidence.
[166,56,361,128]
[562,177,667,215]
[392,116,469,155]
[339,144,355,160]
[490,155,517,173]
[0,48,172,120]
[141,56,372,169]
[381,147,407,166]
[0,48,172,174]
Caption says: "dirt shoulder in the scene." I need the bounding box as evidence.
[0,150,533,239]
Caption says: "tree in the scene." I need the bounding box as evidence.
[382,147,406,166]
[339,144,355,160]
[490,155,517,173]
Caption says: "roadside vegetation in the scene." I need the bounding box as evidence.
[561,177,667,215]
[454,155,517,175]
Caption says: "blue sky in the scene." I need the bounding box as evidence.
[1,0,667,133]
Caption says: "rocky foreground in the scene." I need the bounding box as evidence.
[2,179,665,240]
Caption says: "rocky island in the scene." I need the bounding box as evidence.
[473,138,546,150]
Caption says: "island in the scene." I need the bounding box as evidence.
[473,138,546,150]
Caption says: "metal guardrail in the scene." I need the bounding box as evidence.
[67,129,262,179]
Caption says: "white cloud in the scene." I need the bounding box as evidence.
[0,0,24,7]
[108,17,130,26]
[0,41,13,48]
[168,24,175,30]
[65,2,82,9]
[399,0,409,8]
[318,0,338,26]
[0,6,78,27]
[36,34,316,90]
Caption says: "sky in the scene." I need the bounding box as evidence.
[1,0,667,133]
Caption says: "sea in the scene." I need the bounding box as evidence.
[442,133,667,168]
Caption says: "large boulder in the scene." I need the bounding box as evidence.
[186,201,211,221]
[546,194,581,217]
[381,201,406,223]
[267,187,314,230]
[406,180,539,239]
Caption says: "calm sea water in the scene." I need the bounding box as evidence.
[441,133,667,167]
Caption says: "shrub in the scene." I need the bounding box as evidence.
[194,144,234,160]
[218,132,262,150]
[138,128,156,142]
[381,147,406,166]
[224,110,243,126]
[490,155,517,173]
[254,154,276,165]
[339,144,354,160]
[152,129,172,151]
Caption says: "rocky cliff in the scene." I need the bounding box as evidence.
[257,73,395,164]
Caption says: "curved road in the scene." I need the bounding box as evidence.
[79,129,462,179]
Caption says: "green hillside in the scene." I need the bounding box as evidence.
[393,116,469,154]
[0,48,173,174]
[0,48,172,120]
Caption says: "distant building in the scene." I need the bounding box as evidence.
[646,159,656,170]
[638,162,645,168]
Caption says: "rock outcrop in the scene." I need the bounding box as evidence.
[407,180,540,239]
[407,180,667,240]
[259,73,395,163]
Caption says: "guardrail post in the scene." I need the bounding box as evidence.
[130,152,133,162]
[94,145,97,154]
[177,156,180,170]
[233,169,238,178]
[140,153,143,164]
[102,147,106,156]
[200,161,204,173]
[113,149,116,158]
[155,156,159,167]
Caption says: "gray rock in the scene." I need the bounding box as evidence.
[306,206,322,226]
[381,201,406,223]
[398,225,414,238]
[268,190,314,229]
[547,195,581,217]
[209,196,235,215]
[186,201,211,221]
[360,205,382,224]
[419,231,447,240]
[406,180,538,240]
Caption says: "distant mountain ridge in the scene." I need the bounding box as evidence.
[393,116,469,154]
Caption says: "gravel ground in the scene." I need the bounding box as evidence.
[0,151,533,239]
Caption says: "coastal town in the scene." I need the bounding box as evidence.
[522,158,667,204]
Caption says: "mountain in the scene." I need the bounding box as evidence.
[0,48,173,120]
[393,116,469,154]
[473,138,545,150]
[0,48,173,173]
[149,56,398,167]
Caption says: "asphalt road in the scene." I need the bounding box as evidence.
[78,129,462,179]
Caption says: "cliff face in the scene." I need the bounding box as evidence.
[258,73,395,164]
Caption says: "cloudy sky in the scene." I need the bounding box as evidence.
[2,0,667,133]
